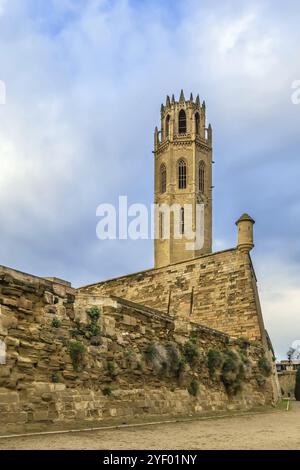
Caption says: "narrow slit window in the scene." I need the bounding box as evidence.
[160,212,164,239]
[180,207,184,235]
[178,159,187,189]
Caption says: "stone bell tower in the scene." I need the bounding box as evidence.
[154,90,213,268]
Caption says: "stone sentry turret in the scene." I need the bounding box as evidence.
[236,213,255,253]
[153,90,213,268]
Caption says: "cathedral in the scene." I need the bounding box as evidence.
[0,91,280,431]
[81,91,261,343]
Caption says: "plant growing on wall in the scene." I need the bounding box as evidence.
[86,306,101,322]
[207,349,223,378]
[145,342,185,377]
[145,343,168,375]
[86,306,101,337]
[107,360,116,377]
[102,387,112,397]
[237,337,251,350]
[295,368,300,401]
[256,374,266,387]
[51,317,61,328]
[166,342,182,374]
[51,373,59,383]
[89,322,101,336]
[70,319,85,338]
[145,343,158,362]
[183,338,199,366]
[221,349,245,395]
[188,379,199,397]
[258,356,272,377]
[69,340,85,371]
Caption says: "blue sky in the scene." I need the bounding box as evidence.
[0,0,299,358]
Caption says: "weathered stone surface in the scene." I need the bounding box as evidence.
[5,336,20,347]
[79,250,264,342]
[18,356,33,368]
[0,262,277,433]
[18,298,33,311]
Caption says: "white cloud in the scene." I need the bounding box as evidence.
[256,256,300,359]
[0,0,299,356]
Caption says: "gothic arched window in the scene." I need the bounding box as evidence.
[195,112,200,134]
[165,115,170,138]
[178,109,186,134]
[160,163,167,193]
[180,207,185,235]
[178,159,187,189]
[199,160,205,193]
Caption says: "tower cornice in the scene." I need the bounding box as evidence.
[154,135,211,156]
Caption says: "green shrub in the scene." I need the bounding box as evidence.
[145,343,158,362]
[166,342,182,374]
[90,336,101,346]
[126,349,135,359]
[86,306,102,338]
[207,349,223,377]
[70,329,79,338]
[176,357,187,377]
[51,373,59,383]
[86,306,101,322]
[221,349,244,395]
[145,342,186,377]
[69,340,85,371]
[256,374,266,387]
[107,361,116,376]
[88,322,101,336]
[102,387,112,397]
[51,317,61,328]
[72,318,85,337]
[258,356,272,377]
[188,379,199,397]
[183,340,199,366]
[136,360,144,371]
[238,336,251,349]
[239,351,250,365]
[295,368,300,401]
[189,331,198,342]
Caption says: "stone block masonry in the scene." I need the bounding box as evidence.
[79,248,266,343]
[0,264,276,433]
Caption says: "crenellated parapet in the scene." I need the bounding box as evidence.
[155,90,212,149]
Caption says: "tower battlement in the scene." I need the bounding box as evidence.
[155,90,212,150]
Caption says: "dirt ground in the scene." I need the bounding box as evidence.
[1,403,300,450]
